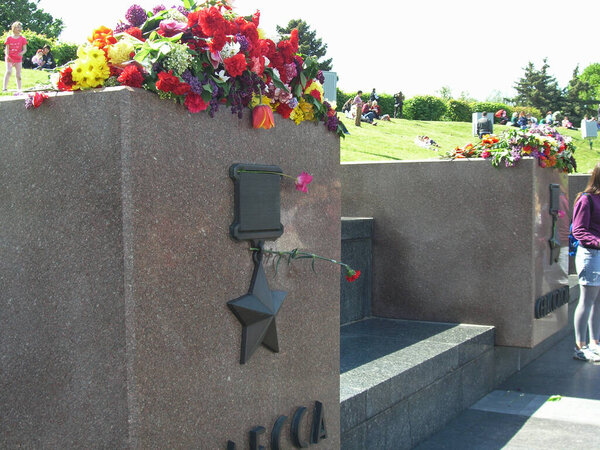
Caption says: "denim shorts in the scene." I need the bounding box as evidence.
[575,247,600,285]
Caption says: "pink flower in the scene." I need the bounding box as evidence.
[295,172,313,193]
[557,210,566,218]
[481,150,491,158]
[158,20,188,37]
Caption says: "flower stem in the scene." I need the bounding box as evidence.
[238,169,296,180]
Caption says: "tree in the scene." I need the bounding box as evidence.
[436,85,452,100]
[563,65,596,123]
[276,19,332,71]
[512,58,563,114]
[0,0,64,39]
[579,63,600,101]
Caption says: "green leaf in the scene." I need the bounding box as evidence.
[183,0,197,10]
[547,395,562,402]
[300,72,307,89]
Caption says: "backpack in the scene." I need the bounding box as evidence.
[569,193,591,256]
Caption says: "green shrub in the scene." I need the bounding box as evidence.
[375,93,394,116]
[444,99,472,122]
[52,41,78,66]
[0,29,78,67]
[404,95,447,121]
[471,101,515,123]
[512,105,543,121]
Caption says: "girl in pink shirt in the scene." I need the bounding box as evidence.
[3,21,28,92]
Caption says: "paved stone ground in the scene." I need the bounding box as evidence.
[415,334,600,449]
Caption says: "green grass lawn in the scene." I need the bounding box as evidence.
[0,62,51,95]
[339,115,600,173]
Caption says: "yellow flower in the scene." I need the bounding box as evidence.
[299,98,314,121]
[304,79,324,100]
[107,41,134,65]
[250,94,272,108]
[290,105,304,125]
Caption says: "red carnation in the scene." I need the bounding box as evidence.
[277,40,294,64]
[276,102,293,119]
[309,89,322,102]
[290,29,299,53]
[199,6,227,36]
[156,70,180,92]
[241,22,259,45]
[57,67,74,91]
[125,27,144,41]
[345,270,361,282]
[110,65,123,77]
[185,92,208,113]
[173,82,191,96]
[208,32,227,53]
[117,65,144,88]
[187,11,201,28]
[224,53,247,78]
[252,11,260,26]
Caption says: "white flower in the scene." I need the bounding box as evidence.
[220,41,241,60]
[215,70,230,83]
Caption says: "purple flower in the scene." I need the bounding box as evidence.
[114,21,131,33]
[126,4,148,27]
[172,5,189,16]
[326,114,339,132]
[317,70,325,84]
[152,4,166,14]
[181,70,203,95]
[235,34,250,53]
[24,96,34,109]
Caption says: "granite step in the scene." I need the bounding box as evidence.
[340,317,495,450]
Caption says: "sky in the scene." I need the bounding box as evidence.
[35,0,600,101]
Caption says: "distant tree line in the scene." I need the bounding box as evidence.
[337,59,600,123]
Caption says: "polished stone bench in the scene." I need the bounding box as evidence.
[340,318,494,449]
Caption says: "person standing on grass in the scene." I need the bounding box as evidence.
[3,21,27,92]
[572,163,600,362]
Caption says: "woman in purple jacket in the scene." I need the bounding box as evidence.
[572,163,600,362]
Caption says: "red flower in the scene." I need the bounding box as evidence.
[156,70,180,92]
[117,65,144,88]
[277,40,294,64]
[125,27,144,41]
[345,269,361,282]
[224,53,247,78]
[173,82,191,96]
[251,10,260,26]
[184,92,208,113]
[309,89,322,102]
[187,11,201,29]
[295,171,313,192]
[57,67,74,91]
[276,102,293,119]
[253,104,275,129]
[241,22,259,45]
[290,29,299,53]
[32,92,49,108]
[208,31,227,53]
[199,6,228,36]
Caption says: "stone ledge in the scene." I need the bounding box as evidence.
[340,318,494,444]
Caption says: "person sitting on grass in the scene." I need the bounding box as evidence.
[31,49,44,69]
[562,116,576,130]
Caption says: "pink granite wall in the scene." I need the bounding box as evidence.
[0,87,341,449]
[341,158,569,348]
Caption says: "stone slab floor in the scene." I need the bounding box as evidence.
[415,334,600,449]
